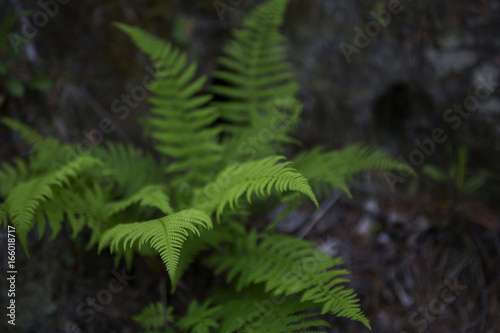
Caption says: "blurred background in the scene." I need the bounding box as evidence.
[0,0,499,332]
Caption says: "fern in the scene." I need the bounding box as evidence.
[0,0,422,330]
[218,95,303,165]
[0,157,29,197]
[193,156,318,219]
[98,209,213,285]
[1,117,75,172]
[3,155,101,256]
[293,143,415,196]
[210,0,297,129]
[206,232,371,329]
[210,0,303,168]
[218,290,330,333]
[0,117,45,146]
[177,300,222,333]
[172,225,234,289]
[104,184,174,218]
[113,23,222,186]
[133,302,173,331]
[63,182,114,249]
[92,142,164,197]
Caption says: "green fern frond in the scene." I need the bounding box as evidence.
[98,209,212,285]
[133,302,173,331]
[105,184,174,218]
[3,156,101,256]
[33,181,109,242]
[177,300,222,333]
[293,143,414,196]
[219,290,330,333]
[93,142,164,196]
[35,198,64,241]
[1,117,74,173]
[219,95,303,165]
[1,117,45,146]
[0,157,29,197]
[114,23,222,186]
[62,182,113,247]
[193,156,318,219]
[172,225,235,291]
[206,232,371,329]
[211,0,296,129]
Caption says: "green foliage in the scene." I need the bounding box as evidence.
[210,0,296,129]
[0,0,415,331]
[293,144,414,197]
[112,23,222,187]
[177,300,222,333]
[423,146,485,196]
[2,154,101,256]
[206,231,371,328]
[99,209,212,284]
[218,288,331,332]
[133,302,174,332]
[193,156,318,219]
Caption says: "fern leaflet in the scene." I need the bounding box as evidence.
[98,209,213,285]
[211,0,297,129]
[3,156,101,256]
[206,232,371,329]
[293,143,415,196]
[193,156,318,219]
[177,300,222,333]
[219,291,330,333]
[114,23,222,186]
[104,184,174,218]
[133,302,173,331]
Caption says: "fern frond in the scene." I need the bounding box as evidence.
[1,117,45,146]
[211,0,296,129]
[60,182,113,247]
[133,302,173,331]
[219,95,303,165]
[293,143,414,196]
[35,198,64,241]
[219,290,330,333]
[105,184,174,218]
[172,225,235,291]
[32,181,108,242]
[206,232,371,329]
[177,300,222,333]
[0,117,73,171]
[92,142,164,196]
[0,158,29,197]
[114,23,222,186]
[193,156,318,219]
[3,156,102,256]
[98,209,212,285]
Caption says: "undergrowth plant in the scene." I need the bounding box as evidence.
[0,0,413,331]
